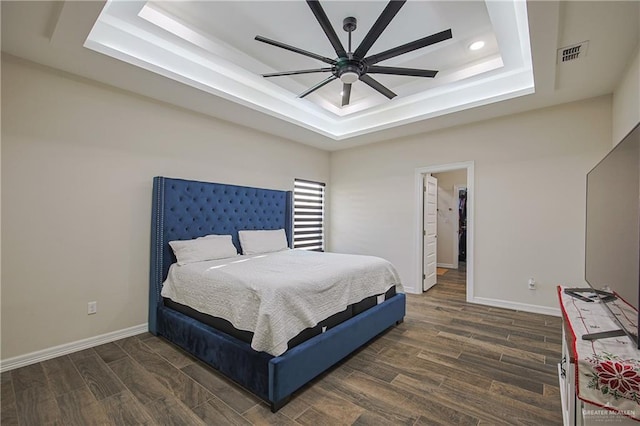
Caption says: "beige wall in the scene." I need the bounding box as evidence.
[613,45,640,145]
[330,96,612,311]
[1,57,330,360]
[0,51,625,360]
[433,170,467,268]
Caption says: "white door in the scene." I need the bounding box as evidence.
[423,175,438,291]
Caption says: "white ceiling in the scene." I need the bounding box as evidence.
[1,1,639,150]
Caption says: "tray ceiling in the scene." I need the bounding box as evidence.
[85,0,533,140]
[3,1,637,150]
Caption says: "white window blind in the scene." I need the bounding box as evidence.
[294,179,325,251]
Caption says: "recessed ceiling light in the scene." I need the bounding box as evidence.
[469,41,485,51]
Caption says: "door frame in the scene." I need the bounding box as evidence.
[414,161,474,301]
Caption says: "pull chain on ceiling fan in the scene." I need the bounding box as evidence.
[255,0,453,106]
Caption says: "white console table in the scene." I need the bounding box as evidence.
[558,286,640,425]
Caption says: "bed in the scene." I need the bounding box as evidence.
[148,176,406,411]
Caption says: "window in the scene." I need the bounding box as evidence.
[293,179,325,251]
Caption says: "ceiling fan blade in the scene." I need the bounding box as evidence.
[255,35,337,65]
[353,0,406,59]
[263,68,333,77]
[341,83,352,106]
[367,65,437,78]
[359,74,396,99]
[306,0,348,58]
[299,75,338,98]
[363,29,452,65]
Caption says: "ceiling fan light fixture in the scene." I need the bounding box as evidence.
[340,71,359,84]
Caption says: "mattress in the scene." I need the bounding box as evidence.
[161,249,403,356]
[164,286,396,350]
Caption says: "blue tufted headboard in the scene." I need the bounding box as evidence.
[149,176,293,333]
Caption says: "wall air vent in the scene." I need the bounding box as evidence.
[557,41,589,63]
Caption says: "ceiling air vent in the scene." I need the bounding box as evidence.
[557,41,589,63]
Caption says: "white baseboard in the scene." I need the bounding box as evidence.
[0,323,148,373]
[437,263,456,269]
[469,296,561,317]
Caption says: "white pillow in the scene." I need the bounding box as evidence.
[169,234,238,265]
[238,229,289,255]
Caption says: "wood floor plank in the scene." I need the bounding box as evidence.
[56,387,112,426]
[192,397,252,426]
[41,355,86,396]
[1,371,12,385]
[342,351,399,383]
[460,331,547,363]
[317,372,418,425]
[142,336,196,369]
[181,362,261,414]
[118,335,212,408]
[274,392,311,420]
[352,410,411,426]
[1,373,15,407]
[463,350,559,389]
[107,357,171,406]
[72,353,125,400]
[14,385,63,425]
[507,334,563,359]
[67,347,97,363]
[380,327,466,355]
[368,351,446,390]
[454,350,545,394]
[413,351,494,390]
[11,363,47,394]
[294,406,343,426]
[0,403,18,426]
[544,383,561,398]
[296,385,365,424]
[390,373,442,395]
[439,377,557,425]
[545,334,563,345]
[242,403,300,425]
[489,380,561,413]
[93,342,128,364]
[402,393,479,426]
[1,373,19,426]
[144,395,207,426]
[500,353,559,376]
[99,391,155,425]
[413,414,455,426]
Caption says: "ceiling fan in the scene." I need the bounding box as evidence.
[255,0,453,106]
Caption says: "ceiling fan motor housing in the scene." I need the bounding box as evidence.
[336,59,362,83]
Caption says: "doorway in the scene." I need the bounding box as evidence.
[415,162,474,301]
[454,185,467,269]
[431,171,467,271]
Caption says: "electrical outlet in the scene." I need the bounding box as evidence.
[88,301,97,315]
[528,278,536,290]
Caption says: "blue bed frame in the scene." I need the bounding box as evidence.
[149,176,406,411]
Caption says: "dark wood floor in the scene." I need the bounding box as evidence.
[1,267,563,425]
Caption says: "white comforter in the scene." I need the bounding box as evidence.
[161,249,403,356]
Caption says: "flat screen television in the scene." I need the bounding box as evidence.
[583,121,640,348]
